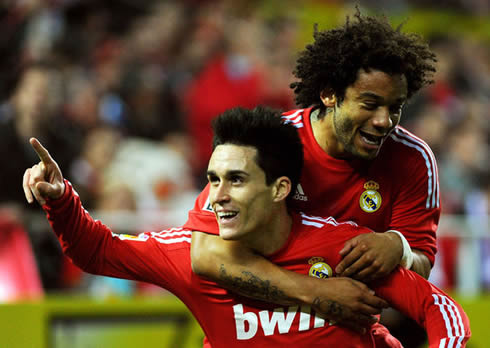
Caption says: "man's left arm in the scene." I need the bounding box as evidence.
[336,138,440,281]
[371,267,471,347]
[332,227,469,347]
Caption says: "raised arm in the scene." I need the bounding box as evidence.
[22,138,187,287]
[191,231,388,333]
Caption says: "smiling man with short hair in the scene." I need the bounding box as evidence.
[24,106,469,347]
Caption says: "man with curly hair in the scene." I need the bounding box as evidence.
[187,9,440,345]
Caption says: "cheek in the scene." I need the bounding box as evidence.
[335,110,355,133]
[244,194,270,221]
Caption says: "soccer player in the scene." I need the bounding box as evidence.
[24,107,469,347]
[187,9,440,336]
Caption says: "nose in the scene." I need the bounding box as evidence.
[371,106,393,131]
[209,182,231,207]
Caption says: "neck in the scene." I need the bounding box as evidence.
[311,108,337,156]
[311,108,353,159]
[246,205,292,255]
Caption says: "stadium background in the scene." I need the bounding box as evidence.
[0,0,488,347]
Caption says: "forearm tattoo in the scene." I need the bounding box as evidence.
[312,297,343,318]
[218,264,294,304]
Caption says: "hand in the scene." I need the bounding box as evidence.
[335,232,403,282]
[311,277,389,334]
[23,138,65,205]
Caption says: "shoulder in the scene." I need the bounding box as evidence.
[141,227,192,250]
[298,212,360,230]
[386,126,435,158]
[280,107,312,129]
[294,213,371,243]
[382,126,438,171]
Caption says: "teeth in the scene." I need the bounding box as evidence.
[360,131,382,145]
[217,212,237,218]
[363,136,379,145]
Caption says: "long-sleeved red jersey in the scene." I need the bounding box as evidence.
[44,181,468,347]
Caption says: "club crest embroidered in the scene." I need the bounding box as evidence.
[359,180,382,213]
[308,257,333,279]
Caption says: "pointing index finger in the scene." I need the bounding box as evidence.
[29,137,54,164]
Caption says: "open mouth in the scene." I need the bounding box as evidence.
[216,211,238,222]
[359,130,384,146]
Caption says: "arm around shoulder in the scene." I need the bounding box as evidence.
[191,231,300,304]
[190,231,388,332]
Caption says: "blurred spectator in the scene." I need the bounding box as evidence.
[183,6,295,186]
[440,120,488,214]
[69,126,122,210]
[0,62,80,292]
[0,62,80,208]
[103,136,198,228]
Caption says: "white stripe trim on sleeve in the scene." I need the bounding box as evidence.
[302,220,324,228]
[432,294,466,347]
[390,127,439,209]
[281,109,304,128]
[151,228,192,238]
[150,228,192,245]
[112,228,192,245]
[394,127,439,208]
[300,212,359,227]
[432,294,455,339]
[443,295,463,337]
[152,236,191,244]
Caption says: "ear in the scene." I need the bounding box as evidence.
[272,176,292,203]
[320,88,337,107]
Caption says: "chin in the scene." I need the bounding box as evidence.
[219,229,239,241]
[352,147,378,160]
[360,152,378,160]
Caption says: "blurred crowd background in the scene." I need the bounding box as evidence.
[0,0,488,308]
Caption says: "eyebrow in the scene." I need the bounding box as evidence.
[358,92,383,100]
[358,92,406,103]
[206,170,250,177]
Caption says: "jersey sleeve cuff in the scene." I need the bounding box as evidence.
[43,179,74,211]
[388,229,414,270]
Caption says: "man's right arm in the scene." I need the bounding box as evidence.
[191,231,388,332]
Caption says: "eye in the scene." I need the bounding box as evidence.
[389,104,403,116]
[363,103,378,110]
[207,174,220,185]
[230,175,244,185]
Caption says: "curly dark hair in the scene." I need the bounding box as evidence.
[290,9,437,109]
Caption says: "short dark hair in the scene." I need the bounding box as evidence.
[291,9,437,109]
[212,106,303,201]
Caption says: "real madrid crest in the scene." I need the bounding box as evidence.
[359,180,382,213]
[308,257,333,279]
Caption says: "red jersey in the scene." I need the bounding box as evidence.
[43,182,468,348]
[184,107,440,264]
